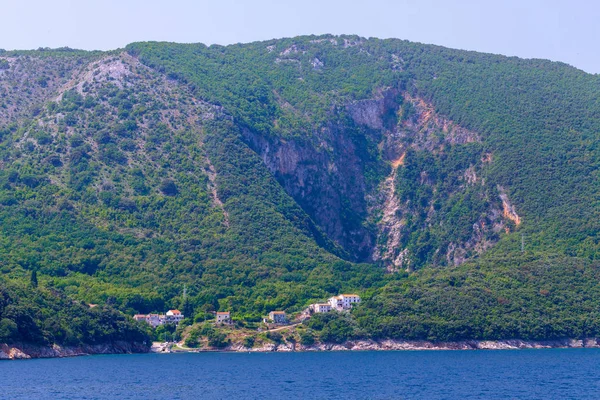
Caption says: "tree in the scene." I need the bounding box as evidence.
[159,179,178,196]
[182,297,195,320]
[243,336,255,348]
[299,329,315,346]
[0,319,18,342]
[30,271,38,288]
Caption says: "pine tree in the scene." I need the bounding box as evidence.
[182,297,194,319]
[30,270,38,288]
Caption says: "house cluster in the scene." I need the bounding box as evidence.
[133,294,361,329]
[134,310,184,327]
[309,294,361,314]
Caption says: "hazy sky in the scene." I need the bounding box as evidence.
[2,0,599,73]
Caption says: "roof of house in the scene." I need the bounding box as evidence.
[216,312,230,315]
[315,303,331,307]
[270,311,286,314]
[168,309,182,314]
[133,314,146,318]
[341,294,360,297]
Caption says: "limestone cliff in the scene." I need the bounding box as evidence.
[0,341,149,360]
[242,87,521,270]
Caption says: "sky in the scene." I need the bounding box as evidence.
[1,0,599,73]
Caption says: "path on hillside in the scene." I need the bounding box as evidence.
[266,323,301,332]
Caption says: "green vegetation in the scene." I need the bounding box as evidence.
[354,256,600,341]
[1,35,600,347]
[0,276,150,346]
[305,312,363,344]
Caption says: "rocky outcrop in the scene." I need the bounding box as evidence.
[205,155,230,227]
[167,338,600,354]
[241,122,375,261]
[241,87,518,268]
[26,338,598,358]
[372,155,409,272]
[0,341,150,360]
[346,88,400,131]
[498,185,522,226]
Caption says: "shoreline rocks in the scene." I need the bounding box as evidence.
[151,338,600,354]
[5,338,600,360]
[0,341,150,360]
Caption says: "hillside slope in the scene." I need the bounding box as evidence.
[1,36,599,343]
[128,36,600,268]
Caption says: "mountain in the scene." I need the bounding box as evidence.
[1,35,599,346]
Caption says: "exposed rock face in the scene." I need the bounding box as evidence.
[400,94,481,151]
[2,50,521,270]
[498,185,522,226]
[242,87,520,268]
[0,341,149,360]
[242,123,374,261]
[6,337,592,359]
[372,156,407,272]
[179,338,600,353]
[346,89,399,131]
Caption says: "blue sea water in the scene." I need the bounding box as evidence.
[2,349,600,399]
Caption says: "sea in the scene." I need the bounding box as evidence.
[2,349,600,399]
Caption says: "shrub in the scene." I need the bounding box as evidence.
[159,179,178,196]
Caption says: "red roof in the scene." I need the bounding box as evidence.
[216,312,230,315]
[168,309,181,314]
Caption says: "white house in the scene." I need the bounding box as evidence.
[328,296,343,310]
[328,294,361,311]
[133,310,185,327]
[165,309,184,324]
[269,311,287,324]
[311,303,332,313]
[216,311,231,324]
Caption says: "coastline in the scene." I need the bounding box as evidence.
[0,341,149,360]
[4,337,600,360]
[153,337,600,354]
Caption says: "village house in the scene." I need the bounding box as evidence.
[133,314,147,323]
[133,310,185,327]
[216,311,231,324]
[165,309,184,324]
[268,311,287,324]
[328,294,361,311]
[146,314,164,328]
[311,303,332,313]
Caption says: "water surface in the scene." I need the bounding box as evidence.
[3,349,600,399]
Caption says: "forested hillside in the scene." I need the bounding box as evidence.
[0,275,150,347]
[1,35,599,345]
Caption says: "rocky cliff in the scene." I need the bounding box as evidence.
[242,87,519,270]
[0,341,149,360]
